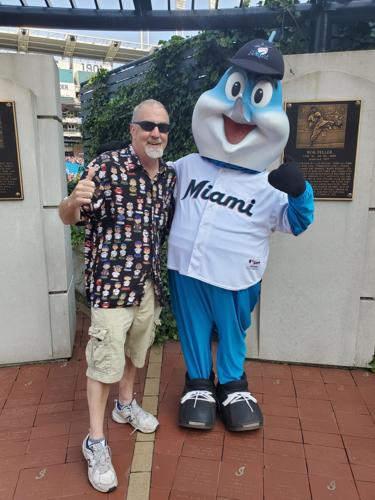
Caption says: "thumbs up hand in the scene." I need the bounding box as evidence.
[86,166,96,182]
[69,166,97,209]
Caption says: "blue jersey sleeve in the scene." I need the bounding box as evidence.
[287,181,314,236]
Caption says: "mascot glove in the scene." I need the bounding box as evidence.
[268,160,306,198]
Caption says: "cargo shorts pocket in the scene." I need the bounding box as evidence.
[85,327,112,373]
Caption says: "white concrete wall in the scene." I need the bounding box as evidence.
[0,54,75,364]
[246,50,375,368]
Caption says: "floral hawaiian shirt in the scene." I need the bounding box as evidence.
[80,144,176,308]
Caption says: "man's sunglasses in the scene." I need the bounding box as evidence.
[132,121,170,133]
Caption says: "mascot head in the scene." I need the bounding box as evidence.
[192,39,290,172]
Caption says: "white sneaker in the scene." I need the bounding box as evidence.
[82,434,118,493]
[112,399,159,433]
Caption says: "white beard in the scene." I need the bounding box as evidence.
[145,144,164,159]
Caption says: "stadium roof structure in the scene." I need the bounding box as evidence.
[1,1,375,52]
[0,0,373,30]
[0,27,153,62]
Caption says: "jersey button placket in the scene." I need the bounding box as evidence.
[188,173,221,274]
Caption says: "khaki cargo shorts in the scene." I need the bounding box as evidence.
[86,280,161,384]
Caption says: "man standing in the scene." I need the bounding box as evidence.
[59,99,175,493]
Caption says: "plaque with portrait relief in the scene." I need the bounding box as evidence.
[0,101,23,200]
[284,101,361,200]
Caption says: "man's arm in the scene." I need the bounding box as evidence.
[59,166,96,225]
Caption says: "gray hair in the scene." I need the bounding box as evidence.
[131,99,168,122]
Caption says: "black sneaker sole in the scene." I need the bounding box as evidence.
[224,421,263,432]
[217,402,263,432]
[178,419,215,430]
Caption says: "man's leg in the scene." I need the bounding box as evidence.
[87,377,111,438]
[83,308,131,493]
[118,355,137,404]
[83,376,117,493]
[111,280,159,433]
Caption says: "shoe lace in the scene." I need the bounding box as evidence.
[90,443,112,474]
[127,400,156,434]
[222,391,258,412]
[180,390,216,407]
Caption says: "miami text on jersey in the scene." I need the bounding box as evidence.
[181,178,256,217]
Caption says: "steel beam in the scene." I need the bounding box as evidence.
[0,2,374,32]
[0,4,314,31]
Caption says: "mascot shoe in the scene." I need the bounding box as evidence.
[217,373,263,432]
[179,373,217,430]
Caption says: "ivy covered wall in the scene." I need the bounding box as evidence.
[82,8,375,162]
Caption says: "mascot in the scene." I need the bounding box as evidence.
[167,38,314,432]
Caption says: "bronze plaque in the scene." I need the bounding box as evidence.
[0,101,23,200]
[285,101,361,200]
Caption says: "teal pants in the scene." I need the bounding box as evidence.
[168,270,260,384]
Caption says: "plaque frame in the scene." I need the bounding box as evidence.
[284,99,361,201]
[0,100,23,201]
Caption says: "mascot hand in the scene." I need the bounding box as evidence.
[268,159,306,197]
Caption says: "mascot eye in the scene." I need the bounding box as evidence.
[225,72,246,101]
[251,80,273,108]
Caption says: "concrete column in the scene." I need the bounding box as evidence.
[246,50,375,368]
[0,54,75,364]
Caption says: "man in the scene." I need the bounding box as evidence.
[59,99,176,493]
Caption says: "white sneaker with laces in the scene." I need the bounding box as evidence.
[82,434,118,493]
[112,399,159,433]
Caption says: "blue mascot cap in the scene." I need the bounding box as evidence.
[229,39,284,80]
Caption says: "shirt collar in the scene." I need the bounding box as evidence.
[202,156,262,175]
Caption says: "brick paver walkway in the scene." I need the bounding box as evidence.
[1,310,375,499]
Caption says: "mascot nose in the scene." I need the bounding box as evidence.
[228,97,251,123]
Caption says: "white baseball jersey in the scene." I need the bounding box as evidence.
[167,153,293,290]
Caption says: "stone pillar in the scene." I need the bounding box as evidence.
[246,50,375,368]
[0,54,75,364]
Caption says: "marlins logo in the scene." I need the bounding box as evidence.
[249,45,269,59]
[256,47,269,57]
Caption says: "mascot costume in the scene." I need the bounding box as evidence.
[167,38,314,432]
